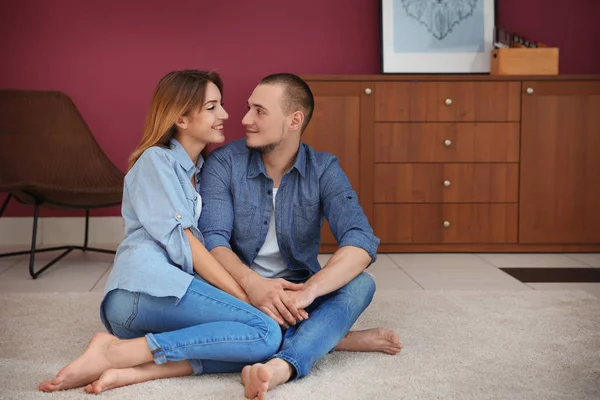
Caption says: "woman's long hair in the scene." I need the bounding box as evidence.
[128,70,223,171]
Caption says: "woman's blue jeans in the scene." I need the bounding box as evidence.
[100,276,282,375]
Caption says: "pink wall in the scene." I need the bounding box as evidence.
[497,0,600,74]
[1,0,598,217]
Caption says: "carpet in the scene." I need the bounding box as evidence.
[1,290,599,399]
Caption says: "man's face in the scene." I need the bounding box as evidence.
[242,83,288,153]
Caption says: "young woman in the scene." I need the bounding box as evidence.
[38,70,305,395]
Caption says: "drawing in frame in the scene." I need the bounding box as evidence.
[381,0,496,73]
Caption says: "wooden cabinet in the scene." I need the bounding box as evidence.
[519,81,600,244]
[301,81,373,246]
[302,75,600,253]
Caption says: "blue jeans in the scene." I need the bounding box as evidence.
[101,272,376,379]
[100,277,282,375]
[274,272,376,379]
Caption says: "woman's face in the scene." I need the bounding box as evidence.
[181,81,229,145]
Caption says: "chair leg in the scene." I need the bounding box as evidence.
[83,209,90,250]
[0,194,12,217]
[0,201,116,279]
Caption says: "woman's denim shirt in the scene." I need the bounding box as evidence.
[103,138,204,300]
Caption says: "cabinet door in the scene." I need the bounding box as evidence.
[519,81,600,243]
[302,81,373,248]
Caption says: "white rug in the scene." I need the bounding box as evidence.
[1,290,599,399]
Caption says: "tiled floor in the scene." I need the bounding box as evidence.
[1,246,599,298]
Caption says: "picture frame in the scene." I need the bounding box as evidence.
[380,0,497,73]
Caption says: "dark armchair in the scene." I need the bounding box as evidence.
[0,90,124,278]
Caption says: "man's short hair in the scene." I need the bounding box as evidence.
[260,73,315,133]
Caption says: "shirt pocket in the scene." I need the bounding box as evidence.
[233,203,257,239]
[292,201,321,246]
[179,179,200,216]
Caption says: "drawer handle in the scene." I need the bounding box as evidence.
[365,88,372,95]
[443,180,451,187]
[526,87,534,95]
[445,98,452,105]
[444,139,452,147]
[443,221,451,228]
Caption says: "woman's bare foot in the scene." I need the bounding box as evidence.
[335,328,402,355]
[241,358,292,400]
[84,368,137,394]
[84,361,193,394]
[38,332,118,392]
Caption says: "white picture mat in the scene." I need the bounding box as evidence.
[382,0,495,73]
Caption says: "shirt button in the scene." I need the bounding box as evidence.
[193,196,197,201]
[176,214,182,219]
[267,190,272,195]
[263,220,268,225]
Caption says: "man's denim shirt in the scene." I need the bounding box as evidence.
[198,138,380,281]
[103,138,204,301]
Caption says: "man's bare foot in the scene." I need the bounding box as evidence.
[241,364,271,400]
[84,361,193,394]
[335,328,402,355]
[241,358,293,400]
[38,332,118,392]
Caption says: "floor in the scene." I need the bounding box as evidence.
[1,245,599,298]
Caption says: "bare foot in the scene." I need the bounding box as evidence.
[84,361,193,394]
[84,368,137,394]
[335,328,402,355]
[242,364,272,400]
[39,332,117,392]
[241,359,292,400]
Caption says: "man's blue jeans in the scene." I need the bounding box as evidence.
[276,272,376,379]
[101,272,376,379]
[100,277,282,375]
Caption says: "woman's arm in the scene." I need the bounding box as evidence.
[183,229,249,303]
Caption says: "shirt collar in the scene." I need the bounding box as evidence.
[247,142,307,179]
[169,137,204,179]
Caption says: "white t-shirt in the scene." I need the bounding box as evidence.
[250,188,298,279]
[194,191,202,222]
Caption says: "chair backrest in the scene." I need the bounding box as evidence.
[0,90,124,190]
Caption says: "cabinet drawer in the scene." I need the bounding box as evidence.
[374,204,518,243]
[374,82,521,122]
[374,163,518,203]
[374,123,520,162]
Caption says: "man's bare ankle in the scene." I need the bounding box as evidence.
[266,358,294,386]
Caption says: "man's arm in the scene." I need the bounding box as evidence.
[302,246,371,303]
[288,155,380,307]
[199,150,306,326]
[210,246,306,326]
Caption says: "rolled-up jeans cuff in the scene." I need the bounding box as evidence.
[145,333,168,365]
[271,354,301,381]
[145,333,203,375]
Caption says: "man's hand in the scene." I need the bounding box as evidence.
[284,287,317,311]
[243,275,309,328]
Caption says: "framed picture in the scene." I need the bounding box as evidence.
[380,0,496,73]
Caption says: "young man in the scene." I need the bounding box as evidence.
[199,73,401,399]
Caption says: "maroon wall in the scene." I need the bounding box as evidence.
[1,0,597,217]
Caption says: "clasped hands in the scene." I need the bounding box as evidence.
[244,275,315,328]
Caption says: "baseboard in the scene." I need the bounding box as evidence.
[0,217,124,246]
